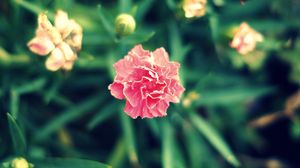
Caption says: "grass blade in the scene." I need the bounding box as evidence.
[87,103,118,130]
[189,112,240,167]
[162,120,174,168]
[35,95,103,141]
[7,113,26,155]
[10,90,19,119]
[119,110,139,166]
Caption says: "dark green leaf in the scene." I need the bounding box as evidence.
[189,112,240,167]
[7,113,26,155]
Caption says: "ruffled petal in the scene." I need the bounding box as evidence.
[108,82,125,99]
[123,83,142,107]
[152,47,169,66]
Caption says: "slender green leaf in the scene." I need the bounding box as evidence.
[168,21,191,62]
[183,122,220,168]
[7,113,26,155]
[108,138,126,168]
[10,90,19,119]
[87,103,118,130]
[35,95,103,141]
[119,111,139,166]
[16,78,46,94]
[195,86,274,106]
[189,112,240,167]
[162,120,175,168]
[119,0,132,13]
[97,5,116,41]
[120,31,155,44]
[31,158,111,168]
[14,0,54,18]
[135,0,155,21]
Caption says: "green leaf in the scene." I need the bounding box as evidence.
[162,121,173,168]
[14,0,54,19]
[162,120,186,168]
[135,0,155,21]
[189,112,240,167]
[87,103,118,130]
[108,138,126,168]
[195,86,274,106]
[35,95,103,141]
[119,111,139,166]
[183,123,220,168]
[168,21,191,63]
[7,113,26,155]
[97,5,116,41]
[10,90,19,119]
[16,78,47,94]
[31,158,111,168]
[120,31,155,44]
[119,0,132,13]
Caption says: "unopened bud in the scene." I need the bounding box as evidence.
[11,157,30,168]
[115,13,136,37]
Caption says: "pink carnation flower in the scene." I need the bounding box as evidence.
[108,45,185,119]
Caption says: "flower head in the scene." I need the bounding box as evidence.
[230,22,263,55]
[183,0,207,18]
[27,10,82,71]
[108,45,185,119]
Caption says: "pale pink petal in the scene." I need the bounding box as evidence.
[129,45,151,58]
[38,13,53,31]
[37,13,62,45]
[152,47,169,66]
[45,48,65,71]
[155,100,169,116]
[55,10,73,38]
[108,82,125,99]
[55,10,69,31]
[62,61,74,71]
[66,20,83,50]
[58,42,75,61]
[124,101,140,119]
[27,37,55,56]
[123,83,142,107]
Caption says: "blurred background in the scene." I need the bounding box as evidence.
[1,0,300,168]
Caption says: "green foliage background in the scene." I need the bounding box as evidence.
[1,0,300,167]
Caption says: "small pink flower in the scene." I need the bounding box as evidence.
[108,45,185,119]
[27,10,82,71]
[183,0,207,18]
[230,22,263,55]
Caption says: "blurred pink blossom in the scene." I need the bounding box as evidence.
[230,22,263,55]
[27,10,82,71]
[183,0,207,18]
[108,45,185,119]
